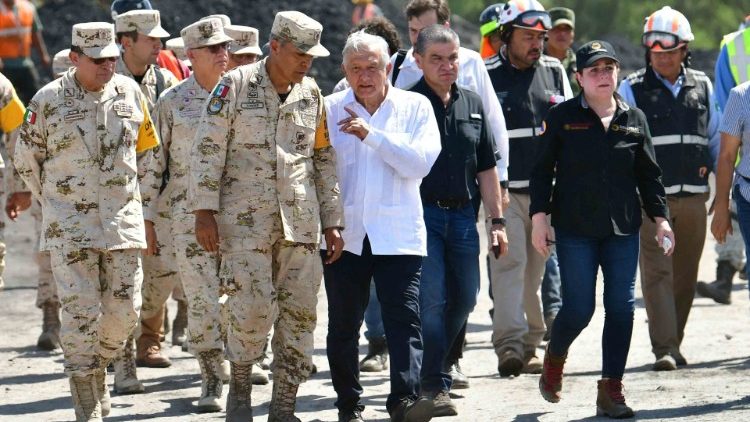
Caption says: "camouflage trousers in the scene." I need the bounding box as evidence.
[220,238,321,385]
[50,247,143,377]
[138,212,183,340]
[31,200,56,307]
[173,233,224,353]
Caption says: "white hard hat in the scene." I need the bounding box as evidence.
[498,0,548,31]
[642,6,694,50]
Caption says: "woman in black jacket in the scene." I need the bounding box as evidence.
[529,41,675,419]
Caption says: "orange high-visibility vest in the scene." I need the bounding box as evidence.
[0,1,34,59]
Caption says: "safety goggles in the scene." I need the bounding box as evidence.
[642,31,683,51]
[514,10,552,31]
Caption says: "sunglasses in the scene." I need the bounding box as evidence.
[515,10,552,31]
[83,54,117,65]
[642,31,682,51]
[200,42,229,54]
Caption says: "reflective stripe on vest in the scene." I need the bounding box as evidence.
[507,127,542,139]
[651,134,708,146]
[663,184,709,195]
[0,2,34,59]
[727,29,750,85]
[509,180,530,189]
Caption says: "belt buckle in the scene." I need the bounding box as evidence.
[435,199,451,209]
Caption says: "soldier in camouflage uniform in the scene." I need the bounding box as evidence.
[225,25,263,69]
[149,17,233,413]
[2,71,59,351]
[113,9,181,386]
[189,11,344,422]
[14,22,161,422]
[0,72,25,292]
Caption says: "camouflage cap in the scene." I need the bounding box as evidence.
[181,18,233,50]
[225,25,263,56]
[52,49,74,76]
[201,14,231,28]
[549,7,575,29]
[271,11,329,57]
[115,10,170,38]
[72,22,121,59]
[165,37,187,60]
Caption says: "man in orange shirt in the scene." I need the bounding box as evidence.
[0,0,50,104]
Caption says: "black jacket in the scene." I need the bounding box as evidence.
[529,94,669,239]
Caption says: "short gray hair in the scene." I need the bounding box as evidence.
[342,30,390,68]
[414,24,459,55]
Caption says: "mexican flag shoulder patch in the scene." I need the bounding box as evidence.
[24,109,36,125]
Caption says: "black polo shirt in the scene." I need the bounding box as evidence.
[410,78,500,204]
[529,94,669,239]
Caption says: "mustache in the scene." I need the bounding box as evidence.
[529,48,541,55]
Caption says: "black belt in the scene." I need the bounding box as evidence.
[425,198,470,210]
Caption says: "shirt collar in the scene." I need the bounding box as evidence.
[343,81,396,116]
[412,77,460,108]
[579,92,630,111]
[652,66,686,90]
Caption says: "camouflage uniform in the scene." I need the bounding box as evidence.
[14,68,161,377]
[0,72,25,288]
[189,58,343,383]
[151,75,224,353]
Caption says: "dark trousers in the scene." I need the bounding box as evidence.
[549,229,638,380]
[3,63,40,105]
[323,237,424,413]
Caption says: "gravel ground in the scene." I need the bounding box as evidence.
[2,192,750,421]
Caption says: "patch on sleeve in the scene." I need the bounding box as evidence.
[24,109,36,125]
[313,108,331,149]
[1,92,25,132]
[212,84,230,98]
[207,97,224,115]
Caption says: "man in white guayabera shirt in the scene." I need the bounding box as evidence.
[322,30,441,422]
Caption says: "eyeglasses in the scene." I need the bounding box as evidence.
[642,31,682,51]
[514,10,552,31]
[200,43,229,54]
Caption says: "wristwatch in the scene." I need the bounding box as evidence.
[500,180,509,189]
[489,217,506,227]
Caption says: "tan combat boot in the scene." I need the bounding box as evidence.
[69,374,102,422]
[94,367,111,416]
[37,301,61,351]
[268,381,301,422]
[136,312,171,368]
[114,336,145,394]
[226,362,253,421]
[197,349,223,412]
[539,344,566,403]
[172,299,188,346]
[596,378,634,419]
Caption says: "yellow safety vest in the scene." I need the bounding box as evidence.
[725,28,750,85]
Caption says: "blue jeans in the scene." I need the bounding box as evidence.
[733,185,750,284]
[549,229,639,380]
[419,204,481,392]
[542,250,562,317]
[363,280,385,340]
[322,237,424,413]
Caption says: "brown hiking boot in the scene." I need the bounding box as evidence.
[596,378,634,419]
[136,336,171,368]
[539,344,566,403]
[69,374,102,422]
[197,350,223,412]
[172,299,188,346]
[37,301,61,351]
[522,350,543,374]
[226,362,253,421]
[268,381,301,422]
[498,349,523,377]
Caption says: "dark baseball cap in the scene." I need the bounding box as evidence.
[548,7,575,29]
[576,40,619,69]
